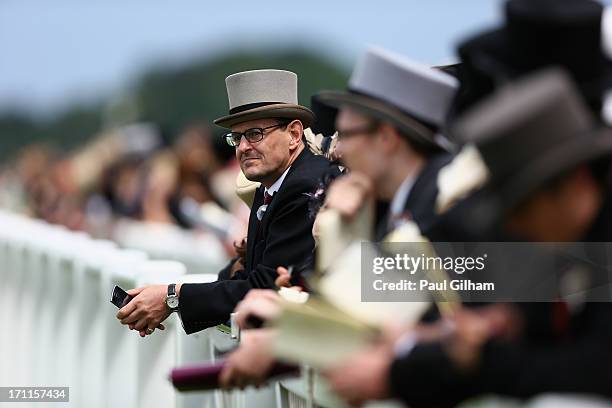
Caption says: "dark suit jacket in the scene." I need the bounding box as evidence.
[375,153,452,241]
[389,196,612,407]
[179,148,334,334]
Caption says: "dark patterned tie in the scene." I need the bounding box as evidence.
[264,191,273,205]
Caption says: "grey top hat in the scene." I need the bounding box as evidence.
[453,68,612,212]
[214,69,314,128]
[317,47,458,150]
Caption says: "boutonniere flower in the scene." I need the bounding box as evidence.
[304,128,325,155]
[256,204,268,221]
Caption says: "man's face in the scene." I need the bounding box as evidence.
[504,167,601,241]
[233,118,293,185]
[335,108,387,182]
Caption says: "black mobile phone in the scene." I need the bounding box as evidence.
[110,285,133,308]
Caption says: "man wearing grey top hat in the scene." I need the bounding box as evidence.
[318,47,458,239]
[117,69,335,335]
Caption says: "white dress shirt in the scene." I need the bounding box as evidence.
[264,166,291,197]
[387,174,416,229]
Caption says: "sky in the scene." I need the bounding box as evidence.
[0,1,514,116]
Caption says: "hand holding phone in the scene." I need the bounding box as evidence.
[110,285,133,308]
[111,285,166,335]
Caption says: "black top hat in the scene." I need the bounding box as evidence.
[309,95,338,137]
[451,0,612,121]
[453,68,612,214]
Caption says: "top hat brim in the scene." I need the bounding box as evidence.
[214,104,314,129]
[487,127,612,216]
[316,90,443,151]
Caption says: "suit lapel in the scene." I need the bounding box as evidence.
[403,154,452,231]
[246,186,264,270]
[257,148,311,232]
[244,148,313,270]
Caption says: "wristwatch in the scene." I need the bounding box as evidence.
[165,283,179,312]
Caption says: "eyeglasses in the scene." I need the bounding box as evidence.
[225,123,287,147]
[336,122,380,140]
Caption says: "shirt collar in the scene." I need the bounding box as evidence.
[264,166,291,197]
[389,174,416,219]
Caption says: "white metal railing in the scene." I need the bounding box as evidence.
[0,211,206,407]
[0,210,391,408]
[0,210,285,408]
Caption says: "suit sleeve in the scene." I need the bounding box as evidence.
[178,183,315,334]
[389,342,474,408]
[389,304,612,407]
[217,257,242,281]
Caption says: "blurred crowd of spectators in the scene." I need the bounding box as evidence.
[0,122,248,270]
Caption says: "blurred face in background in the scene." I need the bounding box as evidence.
[176,125,221,177]
[17,145,53,192]
[112,161,144,215]
[233,118,303,187]
[504,167,603,241]
[335,107,388,184]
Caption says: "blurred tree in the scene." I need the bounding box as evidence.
[0,49,348,161]
[136,48,349,136]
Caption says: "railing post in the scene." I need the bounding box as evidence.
[135,260,186,408]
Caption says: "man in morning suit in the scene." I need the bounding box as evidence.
[117,69,334,335]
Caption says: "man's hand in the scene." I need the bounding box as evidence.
[233,289,281,330]
[275,266,292,288]
[219,329,276,389]
[323,173,373,220]
[446,303,522,372]
[274,266,303,290]
[323,340,394,407]
[322,322,433,407]
[228,238,247,278]
[234,237,247,260]
[116,285,175,337]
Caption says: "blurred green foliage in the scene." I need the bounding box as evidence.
[0,48,348,160]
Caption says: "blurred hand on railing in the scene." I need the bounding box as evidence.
[219,328,276,389]
[445,304,522,372]
[323,336,394,407]
[233,289,281,330]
